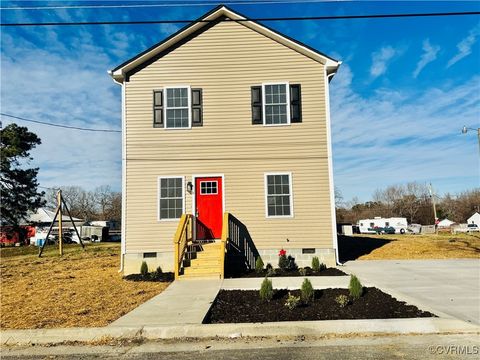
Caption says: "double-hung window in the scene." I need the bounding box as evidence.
[158,176,184,220]
[265,173,293,218]
[263,83,290,125]
[165,87,190,129]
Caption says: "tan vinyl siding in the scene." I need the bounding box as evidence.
[124,20,334,253]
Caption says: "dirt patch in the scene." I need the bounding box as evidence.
[205,288,435,323]
[0,243,170,329]
[339,233,480,261]
[229,267,346,278]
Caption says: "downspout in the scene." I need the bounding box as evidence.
[324,66,343,266]
[109,70,126,273]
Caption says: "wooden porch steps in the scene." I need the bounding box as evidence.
[180,241,223,279]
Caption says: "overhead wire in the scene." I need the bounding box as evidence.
[1,11,479,26]
[0,113,121,133]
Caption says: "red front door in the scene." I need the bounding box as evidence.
[195,176,223,240]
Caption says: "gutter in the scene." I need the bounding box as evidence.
[325,68,343,267]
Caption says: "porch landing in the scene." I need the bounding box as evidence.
[109,279,221,327]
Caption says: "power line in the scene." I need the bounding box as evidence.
[0,113,121,133]
[1,11,479,26]
[2,0,339,11]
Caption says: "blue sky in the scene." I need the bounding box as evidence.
[1,0,479,202]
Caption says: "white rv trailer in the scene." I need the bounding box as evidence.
[357,217,408,234]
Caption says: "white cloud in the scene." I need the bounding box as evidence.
[369,46,398,78]
[330,64,480,201]
[447,25,480,68]
[413,39,440,78]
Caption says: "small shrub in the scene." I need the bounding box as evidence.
[349,275,363,300]
[299,268,307,276]
[266,267,277,277]
[278,255,288,270]
[284,292,301,310]
[319,263,327,271]
[300,278,314,304]
[286,255,298,271]
[311,256,320,272]
[265,263,273,271]
[335,294,350,308]
[259,277,274,302]
[255,257,264,273]
[140,261,149,277]
[156,266,162,274]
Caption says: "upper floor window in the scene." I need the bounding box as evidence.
[264,83,289,125]
[251,83,302,126]
[165,87,190,129]
[153,87,203,129]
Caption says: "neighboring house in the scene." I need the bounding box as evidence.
[109,5,341,277]
[467,212,480,225]
[437,218,455,228]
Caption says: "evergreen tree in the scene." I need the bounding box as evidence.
[1,124,45,226]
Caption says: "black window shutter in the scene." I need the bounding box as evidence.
[251,86,263,125]
[191,88,203,127]
[153,90,163,127]
[290,84,302,123]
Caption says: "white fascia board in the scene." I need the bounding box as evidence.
[111,6,340,83]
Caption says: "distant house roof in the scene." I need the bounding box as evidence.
[26,208,83,224]
[109,5,341,83]
[467,212,480,224]
[437,218,455,227]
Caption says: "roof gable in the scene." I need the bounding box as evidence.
[109,5,340,83]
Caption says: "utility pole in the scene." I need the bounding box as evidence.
[428,183,438,229]
[57,190,63,256]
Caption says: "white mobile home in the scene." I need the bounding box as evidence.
[358,217,408,234]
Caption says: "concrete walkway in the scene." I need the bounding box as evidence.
[343,259,480,325]
[109,279,222,327]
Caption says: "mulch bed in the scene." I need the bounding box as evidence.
[205,288,435,323]
[124,272,174,282]
[228,267,346,278]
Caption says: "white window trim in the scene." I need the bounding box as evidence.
[157,175,185,222]
[264,172,294,219]
[262,81,291,127]
[163,85,191,130]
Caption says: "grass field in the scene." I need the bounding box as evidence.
[339,232,480,261]
[0,243,169,329]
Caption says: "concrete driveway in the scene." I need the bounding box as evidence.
[343,259,480,325]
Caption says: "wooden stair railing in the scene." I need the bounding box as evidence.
[173,213,193,280]
[220,212,230,279]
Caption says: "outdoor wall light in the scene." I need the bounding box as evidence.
[187,181,193,193]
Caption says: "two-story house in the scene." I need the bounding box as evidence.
[109,5,341,277]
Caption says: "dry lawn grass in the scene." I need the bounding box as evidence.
[0,243,169,329]
[354,233,480,260]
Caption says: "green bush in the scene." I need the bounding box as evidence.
[319,263,327,271]
[286,255,298,271]
[255,257,264,273]
[156,266,162,274]
[259,277,274,302]
[349,275,363,300]
[300,278,314,304]
[140,261,149,277]
[284,292,301,310]
[266,267,277,277]
[278,254,288,270]
[311,256,320,272]
[265,263,273,271]
[299,268,307,276]
[335,294,350,308]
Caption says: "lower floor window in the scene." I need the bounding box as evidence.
[265,173,292,217]
[158,177,184,220]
